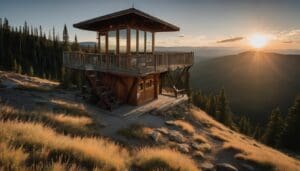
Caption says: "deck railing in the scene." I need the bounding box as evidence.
[63,51,194,75]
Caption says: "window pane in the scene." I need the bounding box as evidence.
[119,29,127,53]
[130,29,137,53]
[139,30,145,53]
[100,35,106,53]
[146,32,152,53]
[108,30,116,53]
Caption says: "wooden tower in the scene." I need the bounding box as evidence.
[63,8,194,110]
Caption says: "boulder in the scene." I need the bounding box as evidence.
[165,120,175,125]
[193,151,205,159]
[198,143,212,153]
[201,162,214,171]
[168,130,186,143]
[215,163,238,171]
[240,164,255,171]
[151,131,161,142]
[156,127,169,135]
[177,143,190,153]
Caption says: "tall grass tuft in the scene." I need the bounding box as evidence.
[133,147,198,171]
[0,121,130,170]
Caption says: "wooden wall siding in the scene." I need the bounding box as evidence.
[63,51,194,76]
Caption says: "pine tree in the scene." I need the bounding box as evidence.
[71,34,80,51]
[205,94,216,117]
[216,88,232,126]
[262,107,284,147]
[280,97,300,151]
[63,24,70,51]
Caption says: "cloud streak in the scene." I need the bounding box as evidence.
[217,37,244,43]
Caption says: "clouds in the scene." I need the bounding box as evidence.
[216,37,244,43]
[274,29,300,43]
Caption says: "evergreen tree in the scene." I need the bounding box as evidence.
[216,89,232,126]
[280,97,300,151]
[262,107,284,147]
[63,24,70,51]
[71,34,80,51]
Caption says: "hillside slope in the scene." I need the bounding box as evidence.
[0,71,299,170]
[191,51,300,122]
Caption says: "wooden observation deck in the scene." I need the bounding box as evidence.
[63,8,194,109]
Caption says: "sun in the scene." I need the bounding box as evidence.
[249,34,269,49]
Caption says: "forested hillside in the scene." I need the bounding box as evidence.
[190,51,300,123]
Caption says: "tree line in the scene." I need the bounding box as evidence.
[0,18,80,84]
[191,89,300,153]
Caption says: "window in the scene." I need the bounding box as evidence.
[146,32,152,53]
[138,30,145,53]
[119,29,127,53]
[130,29,137,53]
[138,81,144,91]
[108,30,116,53]
[145,79,153,88]
[100,35,106,53]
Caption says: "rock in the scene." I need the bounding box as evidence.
[193,151,204,159]
[177,143,190,153]
[165,120,175,125]
[151,131,161,142]
[168,130,186,143]
[215,163,238,171]
[201,162,214,171]
[240,164,255,171]
[156,127,169,135]
[192,142,202,150]
[198,143,212,153]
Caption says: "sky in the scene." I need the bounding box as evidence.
[1,0,300,51]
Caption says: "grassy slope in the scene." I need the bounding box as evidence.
[190,51,300,122]
[1,71,299,170]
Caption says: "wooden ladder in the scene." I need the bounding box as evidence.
[85,71,119,111]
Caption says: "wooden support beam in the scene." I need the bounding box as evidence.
[126,77,138,103]
[152,32,155,53]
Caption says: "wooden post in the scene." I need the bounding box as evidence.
[105,33,108,68]
[116,29,120,67]
[97,32,100,53]
[127,28,131,54]
[152,32,155,53]
[136,29,139,53]
[144,31,146,53]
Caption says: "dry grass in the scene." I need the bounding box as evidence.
[0,121,130,170]
[0,103,98,136]
[117,124,152,140]
[49,114,92,128]
[190,107,300,171]
[0,142,28,170]
[51,99,89,116]
[134,147,198,171]
[172,120,195,134]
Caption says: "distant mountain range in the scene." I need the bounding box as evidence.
[190,51,300,123]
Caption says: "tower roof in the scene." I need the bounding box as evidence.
[73,8,180,32]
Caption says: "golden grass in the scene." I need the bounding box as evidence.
[0,142,28,170]
[49,114,92,128]
[0,103,95,136]
[134,147,198,171]
[190,107,300,171]
[117,124,152,139]
[51,99,89,116]
[0,121,130,170]
[172,120,195,134]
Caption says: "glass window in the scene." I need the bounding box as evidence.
[145,79,153,88]
[146,32,152,53]
[138,81,144,91]
[108,30,116,53]
[119,29,127,53]
[100,35,106,53]
[139,30,145,53]
[130,29,137,53]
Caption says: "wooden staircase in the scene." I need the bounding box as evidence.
[85,71,120,111]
